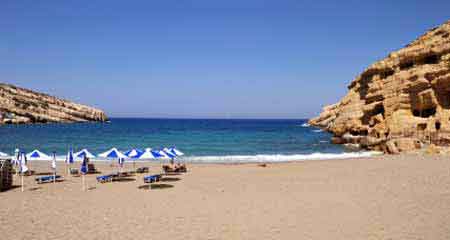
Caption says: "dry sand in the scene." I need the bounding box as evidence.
[1,154,450,240]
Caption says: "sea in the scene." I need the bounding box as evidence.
[0,118,377,163]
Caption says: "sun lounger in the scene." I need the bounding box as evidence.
[87,163,97,174]
[136,167,149,173]
[96,174,114,183]
[143,174,161,183]
[69,168,79,175]
[118,171,134,177]
[162,164,187,174]
[35,175,62,184]
[97,172,134,183]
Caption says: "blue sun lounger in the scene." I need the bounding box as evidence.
[96,174,114,183]
[35,175,62,184]
[144,174,161,183]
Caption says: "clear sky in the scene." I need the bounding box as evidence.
[1,0,449,119]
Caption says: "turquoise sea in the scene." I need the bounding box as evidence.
[0,118,374,162]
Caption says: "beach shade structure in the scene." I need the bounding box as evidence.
[163,148,177,158]
[51,152,57,170]
[162,148,177,165]
[66,149,75,164]
[26,150,52,161]
[99,148,128,172]
[124,148,143,158]
[137,148,158,160]
[74,149,96,159]
[124,148,143,171]
[157,149,172,159]
[137,148,166,173]
[65,148,75,175]
[155,149,174,173]
[51,152,57,183]
[80,156,88,175]
[168,147,184,157]
[13,148,19,164]
[99,148,128,159]
[19,152,28,192]
[80,156,88,191]
[13,149,20,175]
[26,149,51,172]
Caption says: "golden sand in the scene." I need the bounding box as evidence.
[1,155,450,239]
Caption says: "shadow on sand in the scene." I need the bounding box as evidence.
[138,184,174,190]
[163,172,182,176]
[28,186,42,191]
[35,172,55,176]
[160,177,181,182]
[36,179,65,184]
[112,177,136,182]
[0,185,21,192]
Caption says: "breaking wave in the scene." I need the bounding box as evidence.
[179,151,382,163]
[28,151,381,164]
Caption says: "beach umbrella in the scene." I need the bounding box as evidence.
[124,148,143,171]
[26,149,52,161]
[80,156,88,175]
[65,148,74,175]
[51,152,57,183]
[137,148,158,160]
[51,152,57,170]
[99,148,127,172]
[163,148,177,158]
[11,149,19,170]
[137,148,166,173]
[98,148,127,159]
[124,148,143,158]
[168,147,184,156]
[157,149,172,159]
[66,148,74,164]
[74,149,96,159]
[19,152,28,192]
[13,149,20,166]
[80,156,88,191]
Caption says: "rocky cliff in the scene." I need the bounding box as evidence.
[0,83,107,124]
[309,20,450,153]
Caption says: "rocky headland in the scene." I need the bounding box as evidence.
[309,20,450,153]
[0,83,107,124]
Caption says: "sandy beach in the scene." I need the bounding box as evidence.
[1,155,450,240]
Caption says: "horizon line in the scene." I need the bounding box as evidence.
[107,116,311,120]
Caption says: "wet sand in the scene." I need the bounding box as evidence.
[1,154,450,239]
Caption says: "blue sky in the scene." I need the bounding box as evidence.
[1,0,449,119]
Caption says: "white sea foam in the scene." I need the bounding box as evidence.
[38,151,381,164]
[312,129,323,133]
[178,151,382,163]
[300,123,310,127]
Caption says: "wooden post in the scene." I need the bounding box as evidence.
[82,174,85,191]
[21,174,24,192]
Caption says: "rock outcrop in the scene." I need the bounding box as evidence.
[309,20,450,153]
[0,83,107,124]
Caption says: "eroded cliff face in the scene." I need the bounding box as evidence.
[309,20,450,153]
[0,83,107,124]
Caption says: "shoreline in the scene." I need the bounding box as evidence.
[1,150,383,164]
